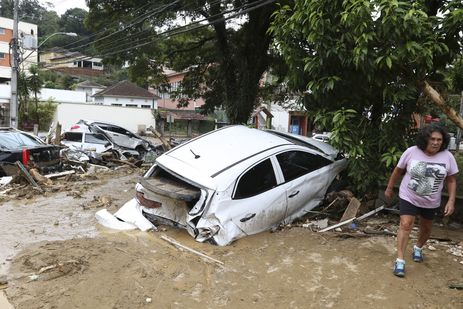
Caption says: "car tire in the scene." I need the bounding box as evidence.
[135,146,146,159]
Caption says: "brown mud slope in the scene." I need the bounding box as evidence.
[5,226,463,309]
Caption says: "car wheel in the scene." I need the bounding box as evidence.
[135,146,146,159]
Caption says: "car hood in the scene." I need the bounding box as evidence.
[156,126,291,189]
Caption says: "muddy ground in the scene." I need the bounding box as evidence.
[1,168,463,309]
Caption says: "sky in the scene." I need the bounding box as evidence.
[40,0,89,16]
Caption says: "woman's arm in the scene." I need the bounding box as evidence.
[385,167,405,200]
[444,175,457,216]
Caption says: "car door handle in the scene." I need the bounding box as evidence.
[240,213,256,222]
[289,191,300,198]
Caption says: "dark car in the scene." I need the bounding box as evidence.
[0,128,62,176]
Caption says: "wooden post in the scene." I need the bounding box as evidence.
[53,123,61,145]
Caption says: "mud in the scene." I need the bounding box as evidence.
[1,169,463,308]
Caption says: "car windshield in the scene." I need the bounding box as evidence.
[0,132,41,149]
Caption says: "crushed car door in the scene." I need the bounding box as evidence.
[217,158,287,236]
[275,150,333,222]
[99,124,139,149]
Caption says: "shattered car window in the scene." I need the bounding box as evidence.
[63,132,83,142]
[234,159,277,199]
[0,132,41,149]
[85,133,110,145]
[277,151,332,182]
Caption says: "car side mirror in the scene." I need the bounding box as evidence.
[105,142,111,147]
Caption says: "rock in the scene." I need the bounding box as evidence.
[0,275,7,285]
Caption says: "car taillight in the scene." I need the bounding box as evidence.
[22,148,30,166]
[70,125,80,130]
[135,191,162,208]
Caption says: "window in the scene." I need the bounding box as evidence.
[0,28,5,35]
[111,103,122,106]
[0,53,5,59]
[84,133,109,145]
[276,151,332,182]
[98,124,128,135]
[126,104,137,107]
[141,105,151,109]
[63,132,83,142]
[234,159,277,199]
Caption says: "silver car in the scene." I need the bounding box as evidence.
[111,125,347,245]
[71,120,155,157]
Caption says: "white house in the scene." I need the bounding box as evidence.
[93,80,159,109]
[75,80,106,102]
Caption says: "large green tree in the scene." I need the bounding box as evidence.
[270,0,463,194]
[85,0,284,123]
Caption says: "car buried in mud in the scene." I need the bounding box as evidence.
[114,125,347,245]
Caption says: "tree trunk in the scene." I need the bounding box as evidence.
[421,81,463,129]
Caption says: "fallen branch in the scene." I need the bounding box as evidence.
[160,235,224,266]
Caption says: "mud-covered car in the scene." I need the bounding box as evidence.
[0,128,61,176]
[112,125,347,245]
[70,120,158,157]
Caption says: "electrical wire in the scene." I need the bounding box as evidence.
[43,0,275,67]
[58,1,163,49]
[60,0,225,53]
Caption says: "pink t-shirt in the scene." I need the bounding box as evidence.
[398,146,458,208]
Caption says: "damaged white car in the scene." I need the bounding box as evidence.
[108,125,347,245]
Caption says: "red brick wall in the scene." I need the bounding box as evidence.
[0,28,13,43]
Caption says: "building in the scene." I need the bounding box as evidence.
[0,17,38,82]
[151,68,205,110]
[75,80,106,103]
[93,80,159,109]
[40,47,104,77]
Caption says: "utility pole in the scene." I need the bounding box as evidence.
[10,0,19,128]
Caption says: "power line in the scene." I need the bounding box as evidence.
[43,0,276,68]
[59,1,171,50]
[79,0,270,58]
[60,0,224,53]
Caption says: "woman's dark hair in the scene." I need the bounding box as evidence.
[416,124,450,152]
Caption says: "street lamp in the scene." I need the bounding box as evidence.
[10,31,77,128]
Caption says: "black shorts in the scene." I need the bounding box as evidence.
[399,198,436,220]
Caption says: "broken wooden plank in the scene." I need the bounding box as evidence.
[44,170,76,179]
[29,168,53,186]
[339,197,361,222]
[53,122,62,145]
[319,205,386,233]
[15,161,43,193]
[160,235,224,266]
[356,205,385,221]
[318,217,356,232]
[151,128,172,151]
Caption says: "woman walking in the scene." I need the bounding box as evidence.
[385,124,458,277]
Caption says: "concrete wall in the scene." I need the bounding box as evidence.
[268,104,290,133]
[40,88,86,103]
[55,102,156,132]
[95,96,156,109]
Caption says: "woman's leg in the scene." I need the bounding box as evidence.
[416,216,433,248]
[397,215,415,260]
